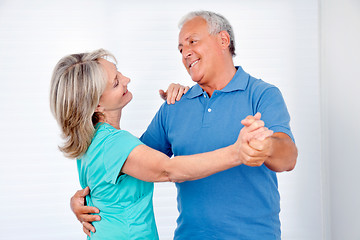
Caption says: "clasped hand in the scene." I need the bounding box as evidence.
[235,112,273,167]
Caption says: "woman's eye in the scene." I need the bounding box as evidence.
[114,79,119,88]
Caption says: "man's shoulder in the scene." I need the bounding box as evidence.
[236,74,284,108]
[244,75,280,98]
[234,66,277,93]
[247,75,275,90]
[160,88,195,110]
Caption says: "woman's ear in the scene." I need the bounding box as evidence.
[95,104,105,113]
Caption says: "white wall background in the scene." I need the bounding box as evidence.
[0,0,358,239]
[320,0,360,239]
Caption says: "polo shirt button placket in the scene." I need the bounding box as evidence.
[201,93,212,127]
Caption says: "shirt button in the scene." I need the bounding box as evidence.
[204,94,206,98]
[208,108,212,112]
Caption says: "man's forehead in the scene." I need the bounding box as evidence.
[179,18,207,36]
[179,33,196,42]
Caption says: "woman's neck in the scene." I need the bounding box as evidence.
[98,110,122,130]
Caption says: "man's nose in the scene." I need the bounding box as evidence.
[182,48,192,58]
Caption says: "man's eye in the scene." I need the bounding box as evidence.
[179,49,183,54]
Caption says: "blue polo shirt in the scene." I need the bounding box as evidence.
[140,66,293,240]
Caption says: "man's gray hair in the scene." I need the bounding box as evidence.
[178,11,236,57]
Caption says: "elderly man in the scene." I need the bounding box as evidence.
[72,11,297,239]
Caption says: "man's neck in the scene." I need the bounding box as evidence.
[200,64,237,97]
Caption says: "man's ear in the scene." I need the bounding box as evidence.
[219,30,231,49]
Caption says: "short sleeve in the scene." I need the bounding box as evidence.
[103,130,143,184]
[140,103,173,157]
[256,86,295,142]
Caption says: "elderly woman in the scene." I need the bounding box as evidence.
[50,49,271,239]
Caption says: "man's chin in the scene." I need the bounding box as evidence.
[190,75,203,83]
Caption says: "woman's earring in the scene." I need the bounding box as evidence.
[100,111,106,121]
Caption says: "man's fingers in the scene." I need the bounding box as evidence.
[242,153,266,167]
[77,206,100,223]
[245,127,267,141]
[82,221,96,235]
[249,137,272,158]
[249,138,271,152]
[254,130,273,141]
[248,128,273,141]
[241,116,256,127]
[81,186,90,197]
[245,159,265,167]
[241,114,260,127]
[241,120,265,135]
[242,150,267,166]
[241,112,262,127]
[81,206,100,214]
[254,112,261,120]
[79,212,101,223]
[74,189,84,198]
[83,225,91,237]
[242,141,268,158]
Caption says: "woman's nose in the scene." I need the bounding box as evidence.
[123,76,130,85]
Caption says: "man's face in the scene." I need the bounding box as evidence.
[178,17,223,85]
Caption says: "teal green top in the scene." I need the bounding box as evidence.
[77,123,159,240]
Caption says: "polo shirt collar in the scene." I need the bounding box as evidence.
[186,66,249,99]
[186,84,204,99]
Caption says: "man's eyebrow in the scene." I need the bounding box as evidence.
[178,36,190,49]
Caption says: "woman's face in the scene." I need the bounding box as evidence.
[97,58,132,112]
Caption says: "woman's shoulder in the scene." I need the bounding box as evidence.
[97,124,142,148]
[97,123,131,137]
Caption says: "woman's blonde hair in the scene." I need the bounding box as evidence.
[50,49,116,159]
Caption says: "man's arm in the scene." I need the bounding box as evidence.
[241,113,297,172]
[242,83,298,172]
[250,132,297,172]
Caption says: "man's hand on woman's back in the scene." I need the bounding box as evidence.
[70,186,100,237]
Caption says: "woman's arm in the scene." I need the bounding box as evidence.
[121,118,273,183]
[121,144,239,182]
